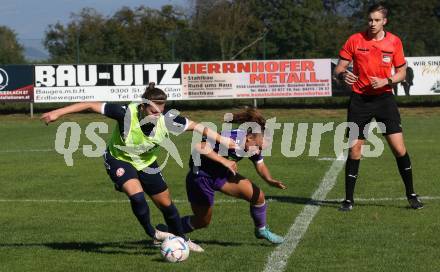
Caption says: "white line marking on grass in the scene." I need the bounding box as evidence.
[0,196,438,205]
[263,152,346,272]
[0,199,127,203]
[0,199,253,204]
[317,157,336,161]
[0,148,54,153]
[326,196,440,202]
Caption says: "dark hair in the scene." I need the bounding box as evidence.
[141,82,167,102]
[228,108,266,134]
[368,2,388,18]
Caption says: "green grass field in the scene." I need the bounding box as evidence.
[0,108,439,272]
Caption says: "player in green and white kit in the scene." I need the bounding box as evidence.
[41,83,235,252]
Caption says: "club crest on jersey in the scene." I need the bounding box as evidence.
[382,55,392,63]
[116,168,125,177]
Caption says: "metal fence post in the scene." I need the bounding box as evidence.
[30,102,34,118]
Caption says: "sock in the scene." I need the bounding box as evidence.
[160,203,186,239]
[345,158,360,202]
[180,216,195,234]
[250,201,267,229]
[129,192,156,238]
[396,152,415,196]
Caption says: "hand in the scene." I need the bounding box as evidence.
[222,159,237,175]
[40,110,60,125]
[268,179,287,190]
[343,70,358,85]
[220,136,238,150]
[369,77,388,89]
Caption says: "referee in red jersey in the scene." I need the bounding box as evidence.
[334,3,423,211]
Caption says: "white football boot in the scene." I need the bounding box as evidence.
[186,239,204,252]
[153,229,174,246]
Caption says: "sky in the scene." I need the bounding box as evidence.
[0,0,187,59]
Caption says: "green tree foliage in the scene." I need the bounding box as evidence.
[44,5,191,63]
[345,0,440,56]
[43,1,440,63]
[191,0,264,60]
[0,26,26,64]
[250,0,354,59]
[45,8,107,63]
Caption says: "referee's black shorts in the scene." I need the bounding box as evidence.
[103,150,168,196]
[346,92,402,139]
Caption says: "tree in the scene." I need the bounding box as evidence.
[382,0,440,56]
[112,5,189,62]
[45,8,107,63]
[191,0,265,60]
[43,1,440,62]
[0,26,26,64]
[250,0,353,59]
[347,0,440,56]
[44,5,192,63]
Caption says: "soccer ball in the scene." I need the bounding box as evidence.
[160,236,190,263]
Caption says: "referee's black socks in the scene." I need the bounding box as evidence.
[345,158,360,202]
[396,152,415,197]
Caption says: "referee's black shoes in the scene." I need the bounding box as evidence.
[339,199,353,212]
[407,194,424,210]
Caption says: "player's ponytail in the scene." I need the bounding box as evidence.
[228,108,266,134]
[141,82,167,102]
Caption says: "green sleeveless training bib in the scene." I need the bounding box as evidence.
[108,103,169,170]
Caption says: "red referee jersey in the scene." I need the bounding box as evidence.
[339,31,406,95]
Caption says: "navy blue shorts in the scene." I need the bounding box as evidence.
[103,150,168,196]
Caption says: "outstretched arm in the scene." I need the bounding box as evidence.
[194,142,237,175]
[186,120,237,149]
[41,102,104,124]
[254,161,287,189]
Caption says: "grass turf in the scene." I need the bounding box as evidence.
[0,107,439,271]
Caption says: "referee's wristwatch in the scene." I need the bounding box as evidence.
[387,77,393,86]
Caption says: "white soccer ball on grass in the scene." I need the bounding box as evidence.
[160,236,190,263]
